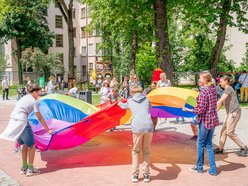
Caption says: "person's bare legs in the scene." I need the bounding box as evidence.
[22,145,28,162]
[28,145,35,166]
[20,145,28,174]
[191,125,198,136]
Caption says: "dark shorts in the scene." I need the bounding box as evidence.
[17,124,35,148]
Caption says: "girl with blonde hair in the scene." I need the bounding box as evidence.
[183,71,219,175]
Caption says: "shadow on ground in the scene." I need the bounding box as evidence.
[39,127,244,179]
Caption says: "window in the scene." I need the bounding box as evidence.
[55,34,63,47]
[81,27,86,38]
[23,63,33,72]
[82,65,87,76]
[54,1,59,8]
[81,46,86,56]
[103,48,112,57]
[55,15,63,28]
[89,63,93,70]
[58,53,64,63]
[96,43,102,56]
[72,8,76,18]
[73,27,76,38]
[88,44,93,56]
[81,7,86,18]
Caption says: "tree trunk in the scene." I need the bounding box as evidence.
[130,30,137,75]
[16,39,23,85]
[154,0,173,84]
[210,0,231,78]
[68,0,74,78]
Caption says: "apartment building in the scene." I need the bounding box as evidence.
[3,1,102,84]
[44,1,103,83]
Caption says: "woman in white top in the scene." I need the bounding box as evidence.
[157,73,171,88]
[100,80,111,104]
[157,72,171,124]
[110,77,119,89]
[46,76,57,94]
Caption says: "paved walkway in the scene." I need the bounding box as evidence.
[0,97,248,186]
[0,169,20,186]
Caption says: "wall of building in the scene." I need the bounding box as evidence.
[225,14,248,67]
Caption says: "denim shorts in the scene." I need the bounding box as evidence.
[17,124,35,148]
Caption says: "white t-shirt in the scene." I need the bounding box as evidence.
[0,94,40,141]
[158,79,171,87]
[1,79,9,89]
[10,94,40,121]
[69,87,78,94]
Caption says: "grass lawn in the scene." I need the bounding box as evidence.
[1,88,247,108]
[92,93,100,106]
[0,88,19,98]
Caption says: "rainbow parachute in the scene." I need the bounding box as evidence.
[28,94,131,151]
[148,87,198,118]
[28,87,198,151]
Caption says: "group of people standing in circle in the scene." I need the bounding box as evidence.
[110,70,248,183]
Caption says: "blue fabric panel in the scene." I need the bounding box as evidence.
[28,99,88,125]
[152,103,196,118]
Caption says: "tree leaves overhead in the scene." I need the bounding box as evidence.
[0,0,54,52]
[83,0,154,77]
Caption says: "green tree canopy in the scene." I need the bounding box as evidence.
[0,0,54,84]
[20,48,64,81]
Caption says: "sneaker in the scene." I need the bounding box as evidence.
[189,166,203,173]
[143,174,150,183]
[237,146,248,157]
[20,167,27,175]
[190,135,198,140]
[131,173,139,183]
[214,148,224,154]
[26,168,41,177]
[165,120,170,124]
[208,170,217,176]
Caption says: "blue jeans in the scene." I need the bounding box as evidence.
[196,123,216,174]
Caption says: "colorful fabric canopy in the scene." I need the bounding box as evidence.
[28,95,131,151]
[147,87,198,118]
[28,87,198,151]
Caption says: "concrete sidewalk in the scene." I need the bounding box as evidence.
[0,100,248,186]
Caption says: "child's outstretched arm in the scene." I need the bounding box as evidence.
[35,112,53,134]
[118,101,129,110]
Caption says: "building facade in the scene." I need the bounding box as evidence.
[3,1,102,84]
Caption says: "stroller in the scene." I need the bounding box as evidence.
[17,87,27,100]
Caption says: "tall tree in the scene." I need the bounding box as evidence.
[83,0,154,77]
[0,0,54,84]
[209,0,232,78]
[0,44,7,74]
[56,0,75,78]
[154,0,173,84]
[182,0,248,78]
